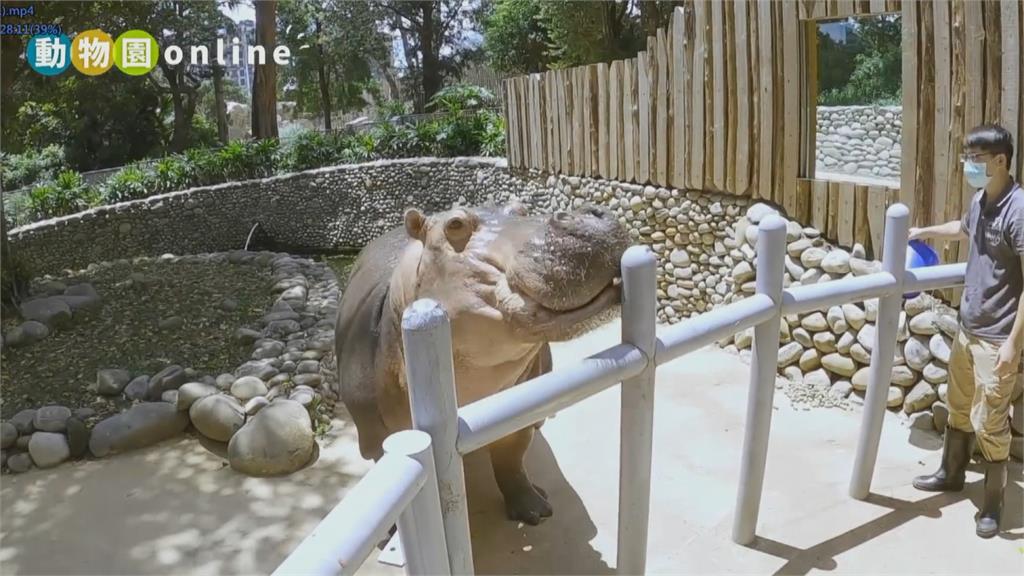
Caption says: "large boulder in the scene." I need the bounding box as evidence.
[146,365,188,400]
[904,381,938,414]
[19,297,72,327]
[5,321,50,347]
[176,382,219,411]
[228,400,315,476]
[189,394,246,442]
[34,405,71,432]
[28,432,70,468]
[89,403,189,457]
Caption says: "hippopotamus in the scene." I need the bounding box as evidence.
[333,200,630,524]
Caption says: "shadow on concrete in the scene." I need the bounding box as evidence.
[463,431,612,575]
[907,427,944,451]
[750,463,1024,576]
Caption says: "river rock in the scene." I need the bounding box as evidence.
[842,304,866,330]
[909,311,939,336]
[897,312,909,341]
[5,321,50,347]
[747,203,778,224]
[800,248,827,268]
[935,314,959,338]
[245,396,270,415]
[822,353,857,378]
[34,406,71,432]
[11,409,36,434]
[929,334,952,364]
[837,331,856,354]
[231,376,269,402]
[803,369,830,389]
[8,453,33,473]
[228,400,315,477]
[892,365,916,387]
[904,293,933,316]
[124,375,150,401]
[28,432,70,468]
[65,417,89,458]
[904,381,938,414]
[864,299,879,322]
[89,403,190,457]
[830,380,853,399]
[190,394,246,442]
[821,250,851,274]
[813,331,838,353]
[801,313,828,332]
[95,369,132,395]
[792,327,812,348]
[19,297,72,328]
[787,239,813,258]
[888,386,905,408]
[857,324,876,352]
[850,258,882,277]
[176,382,219,411]
[904,336,932,371]
[146,365,188,400]
[851,367,870,391]
[826,306,847,333]
[938,383,948,403]
[1,422,16,449]
[778,342,803,367]
[923,362,948,384]
[732,262,755,283]
[799,348,821,371]
[909,411,934,431]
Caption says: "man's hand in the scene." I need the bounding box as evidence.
[909,227,924,241]
[994,339,1021,379]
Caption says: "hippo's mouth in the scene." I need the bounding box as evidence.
[537,276,622,316]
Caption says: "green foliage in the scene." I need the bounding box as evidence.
[101,165,153,204]
[428,84,497,114]
[279,130,344,171]
[1,145,67,190]
[818,15,902,106]
[26,171,100,220]
[483,0,552,74]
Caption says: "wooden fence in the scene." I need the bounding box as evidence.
[502,0,1024,260]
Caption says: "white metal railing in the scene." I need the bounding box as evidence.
[273,202,967,575]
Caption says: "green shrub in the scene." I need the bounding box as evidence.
[26,170,97,220]
[1,145,67,190]
[101,165,152,204]
[151,157,190,194]
[279,131,343,171]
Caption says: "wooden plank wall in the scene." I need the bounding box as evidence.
[501,0,1024,259]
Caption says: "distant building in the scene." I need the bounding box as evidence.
[821,20,852,43]
[224,19,256,93]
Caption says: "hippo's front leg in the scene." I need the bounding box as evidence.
[490,426,552,524]
[489,344,553,524]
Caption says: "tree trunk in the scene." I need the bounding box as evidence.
[419,1,442,110]
[213,64,229,144]
[252,0,279,140]
[314,17,332,131]
[170,88,191,152]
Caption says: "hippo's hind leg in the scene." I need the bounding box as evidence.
[490,344,554,525]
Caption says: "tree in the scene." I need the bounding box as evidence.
[148,1,229,152]
[252,0,280,139]
[818,15,901,105]
[278,0,389,130]
[482,0,551,74]
[375,0,483,112]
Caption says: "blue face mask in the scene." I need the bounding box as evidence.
[964,160,991,189]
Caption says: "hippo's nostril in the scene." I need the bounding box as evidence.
[585,206,606,219]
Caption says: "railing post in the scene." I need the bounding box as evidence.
[401,299,474,574]
[616,245,658,575]
[383,430,452,576]
[732,214,787,545]
[850,203,909,499]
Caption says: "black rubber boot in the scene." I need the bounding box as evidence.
[913,426,971,491]
[976,458,1007,539]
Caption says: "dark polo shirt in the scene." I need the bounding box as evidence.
[959,180,1024,342]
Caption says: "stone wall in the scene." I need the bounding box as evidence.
[815,105,902,182]
[9,158,522,276]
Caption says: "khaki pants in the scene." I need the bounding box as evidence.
[948,328,1017,461]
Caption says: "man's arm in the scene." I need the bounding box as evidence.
[995,254,1024,378]
[908,220,967,241]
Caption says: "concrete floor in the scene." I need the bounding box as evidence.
[1,318,1022,575]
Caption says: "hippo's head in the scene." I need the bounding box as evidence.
[398,200,631,343]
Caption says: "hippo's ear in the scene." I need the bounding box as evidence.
[404,208,427,241]
[444,210,478,252]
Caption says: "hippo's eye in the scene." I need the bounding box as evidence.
[447,219,464,232]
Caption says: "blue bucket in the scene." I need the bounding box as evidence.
[904,239,939,298]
